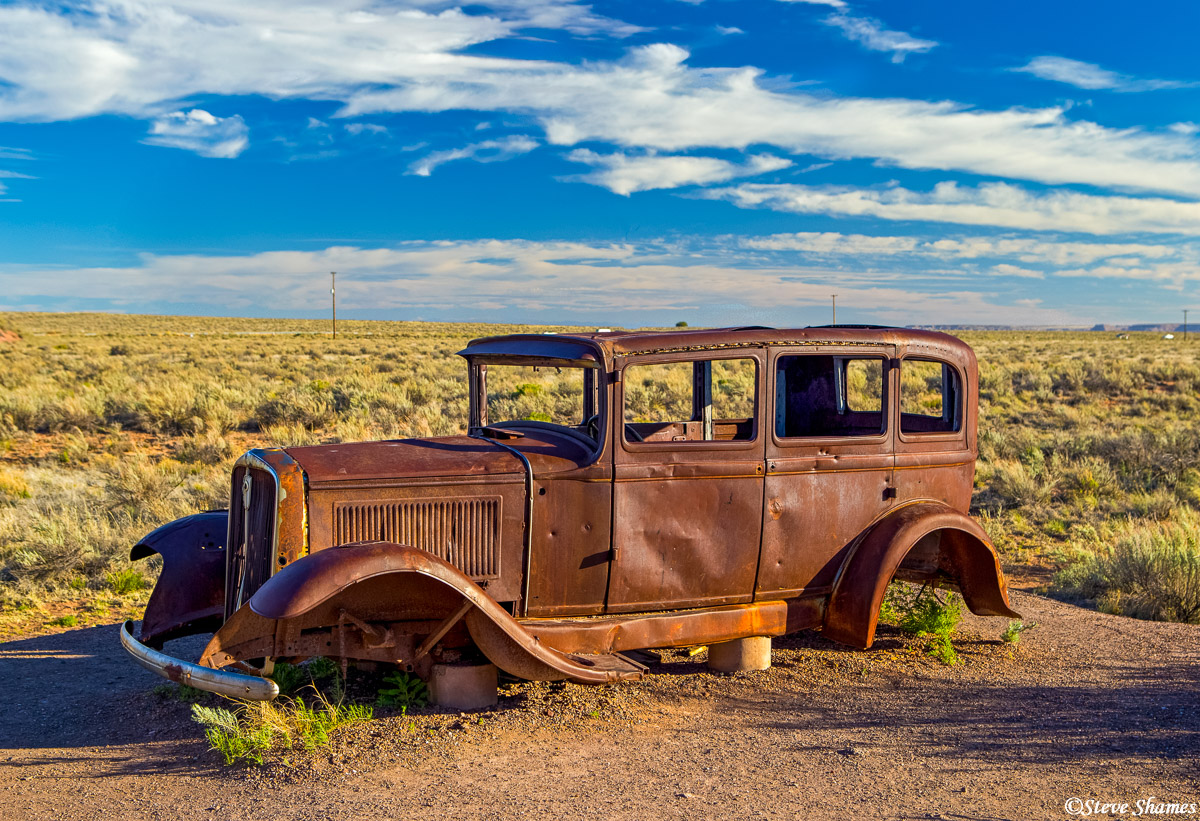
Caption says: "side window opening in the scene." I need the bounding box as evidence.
[900,359,961,434]
[775,355,885,438]
[624,358,757,443]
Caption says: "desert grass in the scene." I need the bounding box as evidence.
[2,313,1198,624]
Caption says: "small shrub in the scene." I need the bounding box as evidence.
[1052,517,1200,623]
[49,614,78,627]
[377,670,429,709]
[192,704,274,766]
[190,692,373,766]
[883,583,963,665]
[106,567,146,594]
[1001,620,1034,644]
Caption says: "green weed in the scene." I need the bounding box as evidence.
[190,690,373,766]
[1001,620,1034,644]
[106,567,146,594]
[883,583,963,665]
[377,670,429,709]
[192,704,274,766]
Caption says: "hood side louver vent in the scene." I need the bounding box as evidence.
[332,498,501,579]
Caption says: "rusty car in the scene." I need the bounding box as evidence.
[121,325,1020,702]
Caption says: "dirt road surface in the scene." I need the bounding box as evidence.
[2,591,1197,821]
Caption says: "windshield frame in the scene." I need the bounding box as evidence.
[465,356,606,452]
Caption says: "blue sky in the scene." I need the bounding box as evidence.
[2,0,1200,327]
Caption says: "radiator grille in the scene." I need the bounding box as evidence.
[333,498,501,579]
[225,464,277,620]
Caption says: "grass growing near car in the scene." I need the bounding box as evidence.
[881,583,964,665]
[191,689,374,766]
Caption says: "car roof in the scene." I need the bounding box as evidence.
[459,326,974,369]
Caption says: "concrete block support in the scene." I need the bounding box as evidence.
[706,636,772,673]
[429,662,499,710]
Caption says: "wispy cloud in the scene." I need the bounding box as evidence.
[343,44,1200,199]
[822,12,936,62]
[143,109,248,158]
[778,0,847,8]
[739,230,1190,268]
[0,239,1088,326]
[407,135,538,176]
[706,181,1200,235]
[344,123,388,136]
[0,1,638,122]
[1014,56,1194,92]
[0,6,1199,198]
[0,146,35,160]
[565,150,791,195]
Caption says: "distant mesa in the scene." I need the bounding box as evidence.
[1090,323,1185,333]
[0,329,20,344]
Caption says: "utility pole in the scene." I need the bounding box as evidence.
[331,271,337,340]
[831,294,837,325]
[1185,309,1189,342]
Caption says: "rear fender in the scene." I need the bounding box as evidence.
[822,502,1021,649]
[131,511,227,647]
[199,541,640,684]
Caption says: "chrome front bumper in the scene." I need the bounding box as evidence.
[120,620,279,701]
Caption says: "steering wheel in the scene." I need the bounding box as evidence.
[625,423,644,442]
[583,413,600,441]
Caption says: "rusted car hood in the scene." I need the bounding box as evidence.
[287,431,592,486]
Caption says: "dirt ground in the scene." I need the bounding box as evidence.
[1,590,1197,821]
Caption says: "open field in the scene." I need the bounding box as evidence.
[3,311,1199,631]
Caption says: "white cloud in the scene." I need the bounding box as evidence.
[407,135,538,176]
[1013,56,1192,92]
[0,239,1089,325]
[565,150,791,195]
[707,181,1200,235]
[743,232,918,255]
[143,109,248,158]
[822,12,936,62]
[778,0,847,8]
[1,8,1200,197]
[342,44,1200,199]
[990,263,1043,279]
[0,168,35,197]
[742,232,1185,267]
[344,122,388,136]
[0,1,636,122]
[0,146,34,160]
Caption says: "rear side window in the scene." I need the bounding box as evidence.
[900,359,961,434]
[624,357,757,442]
[775,355,885,438]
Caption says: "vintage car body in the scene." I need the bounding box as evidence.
[121,326,1019,700]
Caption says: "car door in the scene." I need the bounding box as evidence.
[756,345,897,600]
[607,350,766,613]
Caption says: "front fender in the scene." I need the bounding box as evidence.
[199,541,642,685]
[131,511,227,647]
[822,502,1021,649]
